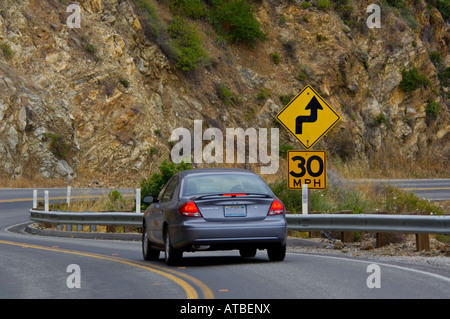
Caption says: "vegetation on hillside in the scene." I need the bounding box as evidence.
[270,178,446,215]
[139,160,192,209]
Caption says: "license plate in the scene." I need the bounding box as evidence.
[224,205,246,217]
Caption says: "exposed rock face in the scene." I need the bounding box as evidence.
[0,0,448,183]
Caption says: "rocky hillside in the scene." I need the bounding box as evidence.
[0,0,448,185]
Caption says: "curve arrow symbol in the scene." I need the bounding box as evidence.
[295,96,323,134]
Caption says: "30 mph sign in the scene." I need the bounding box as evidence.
[288,150,326,190]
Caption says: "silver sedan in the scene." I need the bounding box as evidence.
[142,168,287,265]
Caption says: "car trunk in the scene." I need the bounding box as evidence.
[195,196,273,222]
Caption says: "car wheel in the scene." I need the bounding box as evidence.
[142,226,160,261]
[164,229,182,266]
[239,247,257,258]
[267,244,286,261]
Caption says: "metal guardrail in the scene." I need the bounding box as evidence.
[29,210,450,235]
[286,214,450,235]
[29,209,144,227]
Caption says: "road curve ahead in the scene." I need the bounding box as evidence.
[0,188,449,302]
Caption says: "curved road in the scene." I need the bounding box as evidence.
[0,187,449,302]
[357,178,450,202]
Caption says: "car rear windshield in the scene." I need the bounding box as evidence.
[182,173,272,197]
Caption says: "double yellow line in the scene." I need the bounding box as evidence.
[0,239,214,299]
[400,187,450,191]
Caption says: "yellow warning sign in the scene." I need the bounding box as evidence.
[276,86,340,149]
[288,150,326,190]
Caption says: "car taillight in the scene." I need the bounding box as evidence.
[178,201,202,217]
[268,199,284,215]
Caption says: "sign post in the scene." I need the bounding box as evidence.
[302,184,308,215]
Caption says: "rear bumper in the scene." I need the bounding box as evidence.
[169,217,287,251]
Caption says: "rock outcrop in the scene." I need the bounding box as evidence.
[0,0,448,184]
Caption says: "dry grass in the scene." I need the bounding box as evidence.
[0,175,68,189]
[332,154,449,180]
[48,191,135,212]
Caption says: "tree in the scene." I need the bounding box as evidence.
[139,160,192,208]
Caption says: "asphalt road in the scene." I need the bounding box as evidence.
[357,178,450,202]
[0,186,449,302]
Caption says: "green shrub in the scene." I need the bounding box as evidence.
[169,0,206,18]
[85,42,96,54]
[134,0,166,41]
[297,65,309,81]
[0,43,13,59]
[301,1,312,9]
[436,0,450,20]
[335,189,371,214]
[373,112,387,126]
[216,82,242,106]
[437,66,450,87]
[119,76,130,88]
[43,132,70,160]
[385,0,406,8]
[333,0,353,22]
[360,51,369,69]
[168,16,209,71]
[399,67,431,92]
[317,0,331,9]
[209,0,266,45]
[269,180,302,213]
[429,51,443,67]
[297,70,307,81]
[257,87,272,100]
[310,190,334,213]
[104,189,127,211]
[278,142,294,158]
[383,186,444,215]
[271,51,280,64]
[401,8,418,30]
[279,94,293,106]
[426,100,440,118]
[316,33,325,41]
[140,160,192,209]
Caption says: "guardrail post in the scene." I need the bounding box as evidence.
[33,190,38,209]
[416,234,430,251]
[67,186,71,208]
[44,190,49,212]
[309,211,322,238]
[338,211,354,243]
[136,188,141,214]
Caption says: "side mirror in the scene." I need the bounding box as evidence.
[142,196,154,204]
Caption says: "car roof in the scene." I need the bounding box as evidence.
[176,167,259,178]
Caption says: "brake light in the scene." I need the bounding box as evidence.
[222,193,246,197]
[268,199,284,215]
[178,201,202,217]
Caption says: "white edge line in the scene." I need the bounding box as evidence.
[287,252,450,284]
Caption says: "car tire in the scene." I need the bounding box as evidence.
[142,225,160,261]
[164,229,182,266]
[267,244,286,261]
[239,247,257,258]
